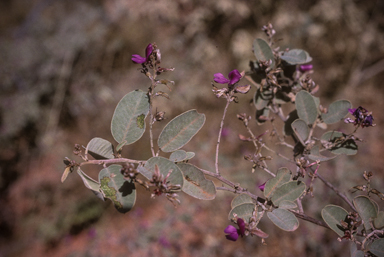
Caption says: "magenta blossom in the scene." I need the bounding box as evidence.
[214,69,242,86]
[299,64,313,72]
[258,182,266,192]
[224,218,245,241]
[131,44,153,64]
[346,106,375,128]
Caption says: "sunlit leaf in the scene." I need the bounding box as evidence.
[321,131,358,155]
[267,208,299,231]
[322,100,352,124]
[169,150,187,162]
[111,90,150,145]
[322,205,348,237]
[353,195,378,231]
[77,168,104,201]
[231,193,254,209]
[291,119,309,143]
[177,163,216,200]
[280,49,312,65]
[253,38,275,68]
[86,137,114,160]
[99,165,136,213]
[271,181,306,206]
[158,109,205,152]
[295,91,318,125]
[264,167,291,199]
[228,203,256,222]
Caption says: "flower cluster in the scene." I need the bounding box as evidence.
[224,218,245,241]
[345,106,375,128]
[212,69,250,98]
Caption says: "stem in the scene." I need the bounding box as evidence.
[314,170,357,212]
[79,158,144,167]
[215,96,231,174]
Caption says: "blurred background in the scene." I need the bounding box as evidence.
[1,0,384,256]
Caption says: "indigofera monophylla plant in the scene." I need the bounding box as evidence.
[61,24,383,256]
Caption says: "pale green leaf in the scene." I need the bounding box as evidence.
[267,208,299,231]
[322,205,348,237]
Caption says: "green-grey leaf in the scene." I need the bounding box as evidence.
[267,208,299,231]
[77,168,104,201]
[256,107,270,125]
[291,119,309,143]
[86,137,114,160]
[264,167,292,199]
[350,243,365,257]
[137,156,184,189]
[353,195,378,231]
[284,110,299,136]
[308,145,337,162]
[254,88,273,110]
[111,90,150,145]
[253,38,275,68]
[280,49,312,65]
[295,91,318,125]
[374,211,384,229]
[369,238,384,257]
[279,200,297,209]
[185,152,195,160]
[158,109,205,152]
[322,100,352,124]
[321,131,358,155]
[177,163,216,200]
[228,203,256,222]
[231,193,254,209]
[271,181,306,206]
[322,205,348,237]
[169,150,187,162]
[99,165,136,213]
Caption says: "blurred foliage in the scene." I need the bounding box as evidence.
[0,0,384,256]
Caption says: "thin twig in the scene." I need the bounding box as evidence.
[80,158,144,166]
[215,96,231,174]
[315,171,357,212]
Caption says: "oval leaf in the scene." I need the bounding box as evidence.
[321,131,358,155]
[169,150,187,162]
[374,211,384,229]
[321,205,349,237]
[353,195,378,231]
[280,49,312,65]
[86,137,114,160]
[137,157,184,189]
[322,100,352,124]
[177,163,216,200]
[369,238,384,257]
[271,181,306,206]
[291,119,309,143]
[295,91,318,125]
[267,208,299,231]
[185,152,195,160]
[99,165,136,213]
[350,243,365,257]
[231,194,254,209]
[253,38,275,68]
[158,109,205,152]
[77,168,104,201]
[279,200,297,210]
[111,90,150,145]
[228,203,256,222]
[264,167,292,199]
[308,145,337,162]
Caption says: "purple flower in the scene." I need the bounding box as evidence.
[224,218,245,241]
[299,64,313,72]
[132,44,153,64]
[258,182,266,192]
[214,69,242,86]
[347,106,375,128]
